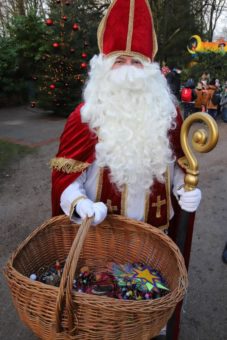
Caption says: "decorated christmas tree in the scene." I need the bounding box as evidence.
[34,0,106,115]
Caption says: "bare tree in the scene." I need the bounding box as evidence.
[203,0,226,40]
[0,0,46,35]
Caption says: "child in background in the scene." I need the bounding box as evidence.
[201,83,209,112]
[206,79,219,119]
[181,78,197,119]
[194,82,203,112]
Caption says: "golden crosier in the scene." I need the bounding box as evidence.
[179,112,219,191]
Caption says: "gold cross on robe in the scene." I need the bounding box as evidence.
[152,195,166,218]
[106,199,118,213]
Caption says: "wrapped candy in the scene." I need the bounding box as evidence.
[109,263,169,300]
[33,261,169,300]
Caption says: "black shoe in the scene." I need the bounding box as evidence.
[152,336,166,340]
[222,243,227,264]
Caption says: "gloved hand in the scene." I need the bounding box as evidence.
[177,187,202,212]
[75,198,107,225]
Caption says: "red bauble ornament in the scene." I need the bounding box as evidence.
[56,0,61,3]
[32,76,38,81]
[65,1,70,5]
[70,48,75,53]
[80,62,87,69]
[72,23,79,31]
[62,16,67,21]
[31,101,36,108]
[52,42,59,48]
[45,19,53,26]
[81,52,87,59]
[50,84,56,90]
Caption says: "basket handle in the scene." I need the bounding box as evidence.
[54,217,93,335]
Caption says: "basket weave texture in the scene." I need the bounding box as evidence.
[4,214,188,340]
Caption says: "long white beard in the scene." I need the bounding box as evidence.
[81,54,177,195]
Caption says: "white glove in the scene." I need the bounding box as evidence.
[177,187,202,212]
[75,198,107,225]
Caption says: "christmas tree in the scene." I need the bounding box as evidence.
[34,0,107,115]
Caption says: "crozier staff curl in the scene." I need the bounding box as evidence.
[179,112,219,191]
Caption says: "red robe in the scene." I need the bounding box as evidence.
[52,103,183,219]
[51,103,194,255]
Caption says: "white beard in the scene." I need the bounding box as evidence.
[81,54,177,196]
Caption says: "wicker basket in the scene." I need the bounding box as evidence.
[4,214,188,340]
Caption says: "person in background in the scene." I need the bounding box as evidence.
[206,79,218,119]
[161,61,171,77]
[215,78,221,89]
[215,79,222,115]
[194,81,203,112]
[201,82,209,112]
[220,84,227,123]
[181,78,197,119]
[166,66,182,101]
[200,71,210,87]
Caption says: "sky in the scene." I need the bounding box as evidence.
[214,8,227,39]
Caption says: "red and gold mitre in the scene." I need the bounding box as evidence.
[97,0,158,61]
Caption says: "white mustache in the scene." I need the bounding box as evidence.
[108,66,148,88]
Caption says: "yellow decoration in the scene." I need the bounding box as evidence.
[134,268,159,284]
[188,35,227,54]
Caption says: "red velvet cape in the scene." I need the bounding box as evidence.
[51,103,97,216]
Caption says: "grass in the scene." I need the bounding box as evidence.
[0,140,36,172]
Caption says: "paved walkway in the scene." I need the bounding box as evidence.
[0,106,65,147]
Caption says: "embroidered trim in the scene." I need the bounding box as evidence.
[50,157,90,174]
[126,0,135,52]
[97,0,117,52]
[97,16,105,52]
[145,0,158,60]
[104,50,151,63]
[152,195,167,219]
[166,167,170,224]
[69,195,87,219]
[96,168,104,201]
[144,191,150,222]
[143,167,170,230]
[121,184,128,216]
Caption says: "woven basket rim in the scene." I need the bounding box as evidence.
[8,214,185,263]
[5,214,188,313]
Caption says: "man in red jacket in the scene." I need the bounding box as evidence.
[51,1,201,338]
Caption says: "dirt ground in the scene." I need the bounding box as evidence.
[0,106,227,340]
